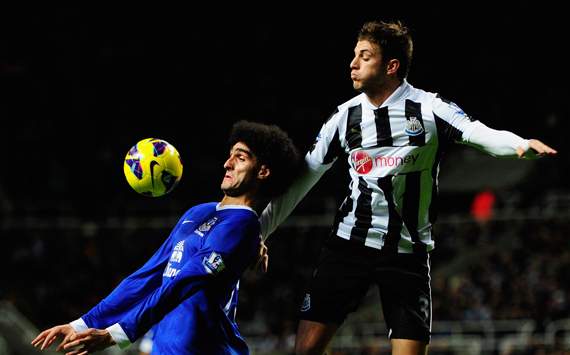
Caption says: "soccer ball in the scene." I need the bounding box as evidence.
[123,138,183,197]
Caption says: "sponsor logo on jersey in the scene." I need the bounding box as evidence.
[351,150,419,174]
[405,117,424,136]
[352,150,373,174]
[170,240,184,263]
[163,263,180,278]
[203,251,226,274]
[300,293,311,312]
[194,217,218,237]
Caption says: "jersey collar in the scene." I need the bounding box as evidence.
[216,203,258,216]
[362,79,412,109]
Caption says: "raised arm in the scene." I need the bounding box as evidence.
[260,110,346,238]
[432,95,557,159]
[464,123,557,158]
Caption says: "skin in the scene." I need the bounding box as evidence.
[220,142,269,208]
[295,40,556,355]
[31,141,271,354]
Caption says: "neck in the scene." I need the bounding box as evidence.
[366,78,402,107]
[220,194,267,214]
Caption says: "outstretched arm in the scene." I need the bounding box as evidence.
[72,209,198,331]
[260,110,345,239]
[260,161,328,238]
[62,328,116,355]
[99,218,260,349]
[31,324,76,352]
[516,139,557,158]
[464,122,557,159]
[432,95,557,159]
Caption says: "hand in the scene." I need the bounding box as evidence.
[253,240,269,273]
[62,328,116,355]
[31,324,76,351]
[517,139,557,158]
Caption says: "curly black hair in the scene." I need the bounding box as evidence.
[228,120,301,199]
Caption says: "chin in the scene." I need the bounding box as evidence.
[222,187,241,197]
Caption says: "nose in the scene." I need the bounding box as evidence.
[223,157,233,170]
[350,56,358,70]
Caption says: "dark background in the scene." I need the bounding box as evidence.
[2,4,566,215]
[1,4,567,353]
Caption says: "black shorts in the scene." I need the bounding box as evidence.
[299,237,431,342]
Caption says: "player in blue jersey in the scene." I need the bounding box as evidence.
[31,120,300,355]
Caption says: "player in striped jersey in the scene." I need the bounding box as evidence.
[31,121,300,355]
[260,20,557,355]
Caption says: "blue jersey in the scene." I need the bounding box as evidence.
[79,202,260,354]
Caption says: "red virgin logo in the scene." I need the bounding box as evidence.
[351,150,420,174]
[351,151,373,174]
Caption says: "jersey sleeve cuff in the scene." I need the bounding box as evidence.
[69,318,89,332]
[106,323,132,349]
[305,154,333,172]
[519,139,530,152]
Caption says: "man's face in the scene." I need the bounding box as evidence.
[350,40,388,92]
[221,142,260,197]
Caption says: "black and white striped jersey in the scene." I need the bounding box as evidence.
[261,80,528,253]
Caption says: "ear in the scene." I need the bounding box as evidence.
[257,164,271,181]
[386,59,400,76]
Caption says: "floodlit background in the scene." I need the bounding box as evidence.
[1,4,567,354]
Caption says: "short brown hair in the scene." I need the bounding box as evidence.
[358,20,413,80]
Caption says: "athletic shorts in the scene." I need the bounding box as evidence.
[299,237,432,342]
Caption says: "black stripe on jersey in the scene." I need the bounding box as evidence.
[323,128,343,164]
[330,185,354,239]
[374,107,393,146]
[349,177,373,245]
[378,176,403,254]
[434,113,463,146]
[402,171,427,254]
[405,100,426,146]
[346,104,363,150]
[310,108,340,154]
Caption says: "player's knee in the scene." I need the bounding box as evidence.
[294,341,326,355]
[295,335,331,355]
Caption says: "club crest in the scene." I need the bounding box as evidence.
[405,117,424,136]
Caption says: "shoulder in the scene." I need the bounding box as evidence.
[404,82,438,104]
[181,202,217,219]
[216,206,259,230]
[337,93,366,112]
[211,208,261,249]
[322,94,365,126]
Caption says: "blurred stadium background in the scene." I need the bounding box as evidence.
[1,4,568,355]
